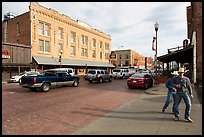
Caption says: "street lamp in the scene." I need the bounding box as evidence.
[59,50,62,68]
[117,45,124,50]
[154,22,159,75]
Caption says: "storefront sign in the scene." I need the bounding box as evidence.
[2,50,10,59]
[109,51,117,62]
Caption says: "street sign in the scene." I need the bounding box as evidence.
[109,51,117,62]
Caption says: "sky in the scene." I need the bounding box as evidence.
[2,2,191,58]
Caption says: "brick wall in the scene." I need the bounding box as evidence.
[187,2,202,82]
[2,12,31,45]
[193,3,202,82]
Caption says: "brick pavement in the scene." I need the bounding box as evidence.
[73,84,202,135]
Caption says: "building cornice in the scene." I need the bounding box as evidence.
[29,2,111,40]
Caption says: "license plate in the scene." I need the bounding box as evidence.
[90,79,92,80]
[133,80,137,83]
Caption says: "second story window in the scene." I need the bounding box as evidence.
[105,43,109,50]
[84,49,88,57]
[81,48,88,57]
[92,50,96,58]
[100,52,102,59]
[39,39,44,51]
[58,43,63,54]
[17,22,20,35]
[71,45,75,56]
[45,41,50,52]
[58,27,63,39]
[39,39,50,53]
[125,54,129,59]
[71,32,76,43]
[81,48,84,57]
[105,53,109,59]
[39,22,44,35]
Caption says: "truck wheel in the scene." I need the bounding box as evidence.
[41,83,50,92]
[72,80,79,87]
[99,77,103,83]
[19,79,22,85]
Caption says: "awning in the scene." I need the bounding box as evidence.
[32,56,115,68]
[157,46,193,63]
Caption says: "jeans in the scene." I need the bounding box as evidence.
[174,92,191,119]
[163,91,176,112]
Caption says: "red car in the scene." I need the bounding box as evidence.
[128,72,135,78]
[127,73,153,89]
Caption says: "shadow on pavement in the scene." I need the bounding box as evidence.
[71,110,173,122]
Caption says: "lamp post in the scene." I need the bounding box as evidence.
[59,50,62,68]
[154,22,159,75]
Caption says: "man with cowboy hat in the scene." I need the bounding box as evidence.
[162,70,179,114]
[174,67,194,123]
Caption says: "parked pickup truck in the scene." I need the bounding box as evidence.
[20,69,80,92]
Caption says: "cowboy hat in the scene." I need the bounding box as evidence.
[171,71,179,75]
[178,68,185,73]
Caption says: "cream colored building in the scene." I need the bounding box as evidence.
[2,2,114,75]
[29,2,115,74]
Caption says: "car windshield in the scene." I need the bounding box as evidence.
[113,70,120,72]
[88,70,96,74]
[131,74,144,78]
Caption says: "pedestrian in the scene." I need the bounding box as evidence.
[162,71,179,114]
[174,67,194,123]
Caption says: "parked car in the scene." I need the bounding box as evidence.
[7,71,40,83]
[128,72,135,78]
[51,68,75,76]
[20,69,80,92]
[86,69,112,83]
[141,69,150,74]
[127,73,153,89]
[112,69,129,79]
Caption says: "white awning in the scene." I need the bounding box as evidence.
[33,56,115,68]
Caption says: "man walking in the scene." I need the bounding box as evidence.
[162,71,179,114]
[174,67,194,123]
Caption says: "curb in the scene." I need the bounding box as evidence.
[145,83,166,95]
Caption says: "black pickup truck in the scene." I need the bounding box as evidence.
[20,69,80,92]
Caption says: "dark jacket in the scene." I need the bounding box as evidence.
[165,77,176,92]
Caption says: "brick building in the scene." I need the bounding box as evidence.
[2,2,114,78]
[111,49,153,70]
[187,2,202,83]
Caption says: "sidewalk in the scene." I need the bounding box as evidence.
[73,84,202,135]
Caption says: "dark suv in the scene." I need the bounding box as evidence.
[86,69,112,83]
